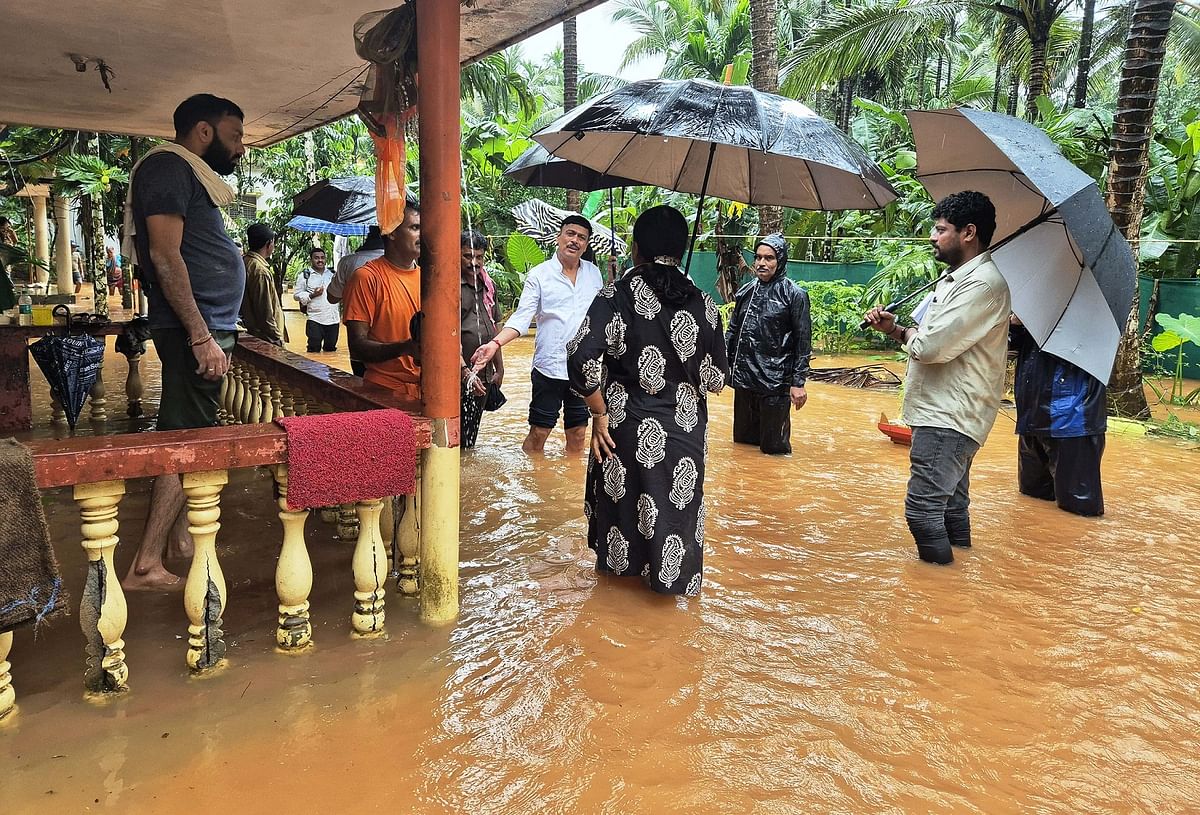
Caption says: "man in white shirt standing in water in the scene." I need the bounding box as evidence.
[472,215,602,454]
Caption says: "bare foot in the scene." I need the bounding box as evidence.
[122,564,185,592]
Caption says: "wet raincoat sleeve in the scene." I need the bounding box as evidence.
[566,293,617,398]
[724,282,750,363]
[791,287,811,387]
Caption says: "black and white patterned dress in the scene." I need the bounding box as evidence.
[567,271,730,595]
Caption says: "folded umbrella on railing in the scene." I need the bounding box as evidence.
[28,306,106,431]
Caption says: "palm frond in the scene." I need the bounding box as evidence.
[780,0,960,98]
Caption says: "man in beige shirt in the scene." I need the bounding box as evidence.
[865,191,1011,565]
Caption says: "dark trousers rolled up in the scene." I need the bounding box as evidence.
[732,388,791,455]
[1018,433,1105,517]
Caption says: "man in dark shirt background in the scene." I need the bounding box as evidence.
[121,93,246,590]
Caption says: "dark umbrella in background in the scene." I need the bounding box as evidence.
[28,307,105,430]
[290,176,377,228]
[904,108,1136,383]
[534,77,897,272]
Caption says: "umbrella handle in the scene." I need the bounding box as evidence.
[858,273,947,330]
[52,304,72,335]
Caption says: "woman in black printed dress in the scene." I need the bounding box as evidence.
[566,206,729,595]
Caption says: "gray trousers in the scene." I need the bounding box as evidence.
[905,425,981,562]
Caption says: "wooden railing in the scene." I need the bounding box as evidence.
[0,337,431,717]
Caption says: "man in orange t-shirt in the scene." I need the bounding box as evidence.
[342,198,422,401]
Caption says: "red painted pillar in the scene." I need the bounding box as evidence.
[416,0,461,428]
[415,0,462,623]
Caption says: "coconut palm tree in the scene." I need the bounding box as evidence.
[750,0,783,233]
[781,0,1075,120]
[1105,0,1179,419]
[615,0,752,81]
[564,16,581,212]
[1074,0,1098,107]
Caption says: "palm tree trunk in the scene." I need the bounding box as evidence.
[1025,35,1049,120]
[564,16,581,213]
[1006,69,1020,117]
[1074,0,1097,108]
[916,42,928,106]
[1104,0,1176,418]
[991,58,1003,112]
[79,132,109,318]
[750,0,782,235]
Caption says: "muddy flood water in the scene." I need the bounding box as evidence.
[4,311,1200,814]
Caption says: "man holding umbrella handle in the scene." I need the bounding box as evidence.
[864,191,1011,565]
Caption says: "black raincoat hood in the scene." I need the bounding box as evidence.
[754,233,788,280]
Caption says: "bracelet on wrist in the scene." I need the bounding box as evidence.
[590,410,607,418]
[189,333,213,347]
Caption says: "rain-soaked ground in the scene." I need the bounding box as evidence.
[4,309,1200,814]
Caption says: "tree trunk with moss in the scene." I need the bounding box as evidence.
[1104,0,1177,418]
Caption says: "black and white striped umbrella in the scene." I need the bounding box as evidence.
[511,198,627,256]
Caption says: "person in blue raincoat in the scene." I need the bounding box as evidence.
[1010,316,1106,516]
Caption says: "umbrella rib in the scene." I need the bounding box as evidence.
[1040,261,1087,345]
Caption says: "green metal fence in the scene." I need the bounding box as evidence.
[683,251,878,302]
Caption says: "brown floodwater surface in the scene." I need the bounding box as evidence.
[4,315,1199,813]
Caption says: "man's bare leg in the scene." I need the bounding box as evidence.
[565,425,587,454]
[166,507,194,559]
[122,474,186,591]
[522,425,553,454]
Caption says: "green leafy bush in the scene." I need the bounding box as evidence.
[804,280,869,354]
[1149,312,1200,405]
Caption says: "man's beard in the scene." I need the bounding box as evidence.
[202,140,238,175]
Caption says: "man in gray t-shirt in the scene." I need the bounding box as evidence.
[132,155,244,333]
[123,93,247,592]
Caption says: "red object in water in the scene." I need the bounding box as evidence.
[877,412,912,446]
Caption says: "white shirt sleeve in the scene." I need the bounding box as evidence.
[503,269,542,336]
[293,271,311,305]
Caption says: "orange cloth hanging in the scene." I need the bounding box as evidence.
[371,111,411,235]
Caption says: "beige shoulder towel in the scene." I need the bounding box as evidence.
[121,143,237,265]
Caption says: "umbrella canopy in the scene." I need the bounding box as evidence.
[534,78,897,210]
[28,330,105,430]
[907,108,1137,383]
[504,144,641,192]
[291,176,376,226]
[287,215,372,237]
[512,199,627,255]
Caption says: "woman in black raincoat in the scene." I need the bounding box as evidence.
[725,234,812,455]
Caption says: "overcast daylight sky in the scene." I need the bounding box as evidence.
[517,1,666,80]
